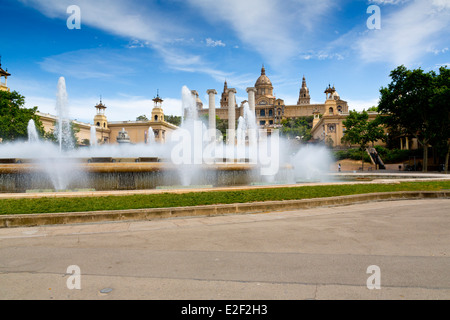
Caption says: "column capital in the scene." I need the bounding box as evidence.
[207,89,217,95]
[246,87,257,93]
[228,88,237,94]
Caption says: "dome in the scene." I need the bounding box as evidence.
[255,66,272,87]
[331,91,340,100]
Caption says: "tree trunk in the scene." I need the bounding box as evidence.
[423,143,428,172]
[361,149,365,171]
[445,143,450,174]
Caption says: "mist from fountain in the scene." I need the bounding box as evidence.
[147,127,156,144]
[55,77,74,152]
[0,79,335,193]
[90,126,97,147]
[27,119,39,143]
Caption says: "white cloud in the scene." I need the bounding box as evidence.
[346,98,380,112]
[205,38,226,47]
[19,0,183,44]
[39,49,137,80]
[354,0,450,66]
[299,51,344,61]
[186,0,334,66]
[368,0,411,5]
[25,94,183,124]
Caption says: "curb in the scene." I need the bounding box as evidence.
[0,191,449,228]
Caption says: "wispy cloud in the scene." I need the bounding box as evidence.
[354,0,450,66]
[205,38,226,47]
[39,49,137,80]
[25,94,184,122]
[186,0,335,66]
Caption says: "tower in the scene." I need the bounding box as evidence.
[0,57,11,92]
[220,80,229,108]
[297,76,311,105]
[94,98,108,129]
[151,91,165,123]
[324,85,337,115]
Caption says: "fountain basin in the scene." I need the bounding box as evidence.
[0,160,282,193]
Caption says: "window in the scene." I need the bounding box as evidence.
[269,110,273,117]
[329,107,334,114]
[155,115,158,121]
[269,120,273,125]
[260,120,266,126]
[96,122,100,127]
[260,110,265,117]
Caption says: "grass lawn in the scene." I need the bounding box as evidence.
[0,181,449,215]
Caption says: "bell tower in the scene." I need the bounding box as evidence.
[94,97,108,129]
[151,91,165,123]
[297,76,310,105]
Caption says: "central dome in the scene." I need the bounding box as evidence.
[255,66,272,87]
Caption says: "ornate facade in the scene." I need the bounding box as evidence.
[197,66,351,146]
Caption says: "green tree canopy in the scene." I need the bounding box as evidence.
[280,116,313,141]
[164,115,182,127]
[136,115,148,121]
[341,110,386,170]
[0,90,45,142]
[378,65,449,172]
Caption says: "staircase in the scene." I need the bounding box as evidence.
[367,147,386,170]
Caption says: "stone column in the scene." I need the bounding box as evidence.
[246,87,257,112]
[207,89,217,132]
[228,88,237,145]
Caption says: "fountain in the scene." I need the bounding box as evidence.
[147,127,156,144]
[90,126,97,147]
[0,80,335,193]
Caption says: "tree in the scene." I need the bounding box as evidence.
[44,121,80,149]
[429,66,450,173]
[164,115,182,127]
[0,90,45,141]
[341,110,386,170]
[378,65,449,172]
[280,116,313,141]
[136,115,148,121]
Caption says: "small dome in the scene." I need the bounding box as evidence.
[331,91,340,100]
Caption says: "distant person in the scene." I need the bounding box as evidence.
[338,163,341,172]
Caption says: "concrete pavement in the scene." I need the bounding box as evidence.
[0,199,449,300]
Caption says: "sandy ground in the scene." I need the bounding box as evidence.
[331,159,382,172]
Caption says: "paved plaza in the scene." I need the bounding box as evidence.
[0,199,449,300]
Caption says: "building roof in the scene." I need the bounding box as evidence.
[0,66,10,77]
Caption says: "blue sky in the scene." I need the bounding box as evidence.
[1,0,449,123]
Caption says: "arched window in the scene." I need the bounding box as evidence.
[154,115,158,121]
[260,110,265,117]
[329,107,334,114]
[96,122,100,127]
